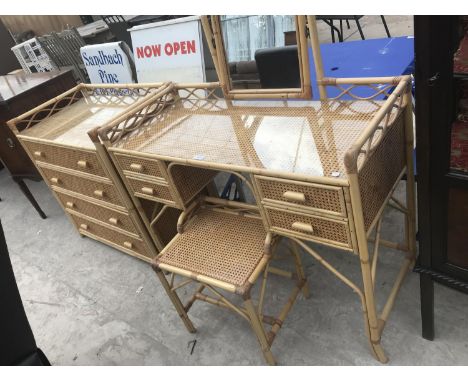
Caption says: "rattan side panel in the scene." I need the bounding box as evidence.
[169,165,217,206]
[114,152,166,179]
[157,209,266,286]
[23,140,108,178]
[126,176,176,204]
[265,207,351,248]
[152,206,181,247]
[40,166,125,208]
[55,191,137,234]
[358,112,406,231]
[255,176,345,216]
[71,214,150,259]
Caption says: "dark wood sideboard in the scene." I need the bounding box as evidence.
[414,16,468,340]
[0,70,76,217]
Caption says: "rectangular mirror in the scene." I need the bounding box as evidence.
[202,15,312,99]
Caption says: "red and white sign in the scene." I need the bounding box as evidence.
[129,16,206,83]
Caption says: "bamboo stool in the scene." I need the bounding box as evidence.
[152,196,309,365]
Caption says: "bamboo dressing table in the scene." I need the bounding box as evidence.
[95,76,416,363]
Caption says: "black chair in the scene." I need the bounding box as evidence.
[0,220,50,365]
[317,16,391,43]
[254,45,301,89]
[101,15,133,50]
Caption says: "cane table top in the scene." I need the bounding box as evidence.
[114,97,400,180]
[20,96,144,149]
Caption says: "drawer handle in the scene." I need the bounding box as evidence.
[80,223,88,230]
[94,189,105,197]
[108,217,119,225]
[141,187,154,195]
[283,191,306,203]
[50,177,60,184]
[123,241,133,249]
[130,163,143,171]
[66,201,75,208]
[34,151,44,158]
[291,222,314,234]
[77,160,88,168]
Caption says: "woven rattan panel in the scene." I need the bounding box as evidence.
[115,99,398,178]
[169,165,217,206]
[23,140,108,178]
[127,176,175,204]
[71,214,149,258]
[265,207,350,247]
[20,96,143,149]
[152,206,180,247]
[255,176,345,215]
[114,153,166,179]
[358,112,406,231]
[40,166,125,208]
[55,191,137,234]
[157,209,267,286]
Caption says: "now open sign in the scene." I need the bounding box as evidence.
[80,42,134,84]
[129,16,206,83]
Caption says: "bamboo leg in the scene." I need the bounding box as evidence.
[154,270,196,333]
[289,240,310,298]
[291,237,384,361]
[244,298,276,366]
[371,218,383,288]
[348,173,388,363]
[258,264,269,314]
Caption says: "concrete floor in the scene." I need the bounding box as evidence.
[316,15,414,43]
[2,15,468,366]
[1,170,468,366]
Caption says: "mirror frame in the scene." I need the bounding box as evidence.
[201,15,312,100]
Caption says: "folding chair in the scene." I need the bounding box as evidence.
[102,15,133,50]
[152,196,309,365]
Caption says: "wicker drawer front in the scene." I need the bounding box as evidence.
[55,191,137,235]
[23,140,108,178]
[114,153,166,180]
[265,206,351,248]
[40,166,125,208]
[255,176,346,217]
[71,214,150,259]
[126,176,176,205]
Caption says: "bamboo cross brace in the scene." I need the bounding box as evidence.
[328,83,395,101]
[389,196,408,215]
[194,291,280,327]
[171,278,194,292]
[202,284,250,321]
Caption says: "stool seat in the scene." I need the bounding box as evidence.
[155,208,267,287]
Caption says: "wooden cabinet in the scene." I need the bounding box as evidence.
[0,70,76,217]
[414,16,468,340]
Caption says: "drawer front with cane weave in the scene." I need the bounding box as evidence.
[70,213,151,259]
[40,165,125,208]
[255,176,347,217]
[23,140,108,179]
[114,152,166,180]
[126,175,177,205]
[264,206,351,249]
[55,190,138,235]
